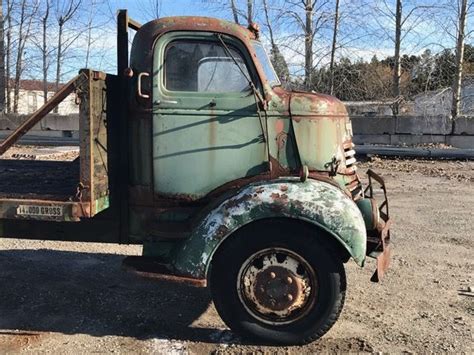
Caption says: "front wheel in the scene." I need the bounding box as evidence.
[210,221,346,345]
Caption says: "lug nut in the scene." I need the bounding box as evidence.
[270,272,276,279]
[287,294,293,301]
[287,277,293,284]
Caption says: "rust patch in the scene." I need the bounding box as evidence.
[255,186,265,194]
[269,155,290,179]
[270,192,288,204]
[122,256,207,287]
[275,119,284,134]
[225,193,253,209]
[215,224,230,239]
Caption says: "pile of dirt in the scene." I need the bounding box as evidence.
[360,156,474,182]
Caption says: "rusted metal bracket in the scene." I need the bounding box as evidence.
[364,169,392,282]
[370,219,391,282]
[364,169,389,222]
[0,73,88,156]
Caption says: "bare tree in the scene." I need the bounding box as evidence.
[281,0,331,88]
[41,0,53,105]
[84,0,95,68]
[304,0,314,88]
[230,0,240,24]
[451,0,469,120]
[54,0,81,112]
[263,0,276,47]
[247,0,254,25]
[371,1,441,99]
[329,0,340,95]
[393,0,402,98]
[5,0,14,113]
[0,1,5,113]
[262,0,289,82]
[13,0,38,113]
[55,0,81,92]
[136,0,161,20]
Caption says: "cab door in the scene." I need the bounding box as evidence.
[152,32,267,200]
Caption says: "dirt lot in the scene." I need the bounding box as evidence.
[0,157,473,353]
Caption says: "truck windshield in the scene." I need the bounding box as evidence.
[252,41,281,87]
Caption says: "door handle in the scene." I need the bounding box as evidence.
[155,99,178,105]
[137,72,150,99]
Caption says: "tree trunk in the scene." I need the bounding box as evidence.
[5,0,11,113]
[85,25,92,68]
[304,0,313,89]
[263,0,275,47]
[329,0,340,96]
[54,22,63,113]
[42,2,50,105]
[247,0,253,25]
[392,0,402,99]
[230,0,239,24]
[451,0,468,122]
[0,2,6,113]
[13,1,27,114]
[12,0,36,113]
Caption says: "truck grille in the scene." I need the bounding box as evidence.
[343,141,363,200]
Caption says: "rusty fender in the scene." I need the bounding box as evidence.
[173,177,367,279]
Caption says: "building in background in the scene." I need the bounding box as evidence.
[6,80,78,115]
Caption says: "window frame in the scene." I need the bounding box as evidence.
[251,40,281,88]
[163,39,253,94]
[153,31,263,110]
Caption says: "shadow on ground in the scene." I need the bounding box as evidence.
[0,249,374,352]
[0,249,217,342]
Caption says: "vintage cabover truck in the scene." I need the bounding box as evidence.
[0,11,391,344]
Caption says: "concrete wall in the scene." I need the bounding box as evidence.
[1,113,473,149]
[0,113,79,131]
[352,115,474,149]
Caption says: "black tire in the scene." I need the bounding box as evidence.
[210,219,346,345]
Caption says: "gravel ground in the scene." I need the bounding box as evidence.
[0,157,473,353]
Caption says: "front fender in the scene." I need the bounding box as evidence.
[173,178,367,278]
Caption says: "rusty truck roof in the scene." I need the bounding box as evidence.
[136,16,257,41]
[130,16,260,74]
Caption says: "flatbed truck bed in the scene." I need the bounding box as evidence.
[0,70,115,223]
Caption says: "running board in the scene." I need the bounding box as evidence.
[122,256,207,287]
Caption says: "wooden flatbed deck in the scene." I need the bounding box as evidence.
[0,159,79,201]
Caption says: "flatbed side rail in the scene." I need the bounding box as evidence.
[0,70,110,222]
[0,73,88,156]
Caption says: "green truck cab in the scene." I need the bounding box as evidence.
[0,11,391,345]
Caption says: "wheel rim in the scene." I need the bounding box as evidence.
[237,247,318,325]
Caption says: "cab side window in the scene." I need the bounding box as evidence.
[164,40,251,93]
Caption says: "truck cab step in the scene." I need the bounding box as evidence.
[122,256,207,287]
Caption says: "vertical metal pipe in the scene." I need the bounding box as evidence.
[116,9,130,243]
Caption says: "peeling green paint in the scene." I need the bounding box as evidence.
[173,178,367,278]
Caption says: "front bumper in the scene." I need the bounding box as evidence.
[363,169,392,282]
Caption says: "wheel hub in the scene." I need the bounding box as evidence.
[254,266,304,311]
[238,248,317,324]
